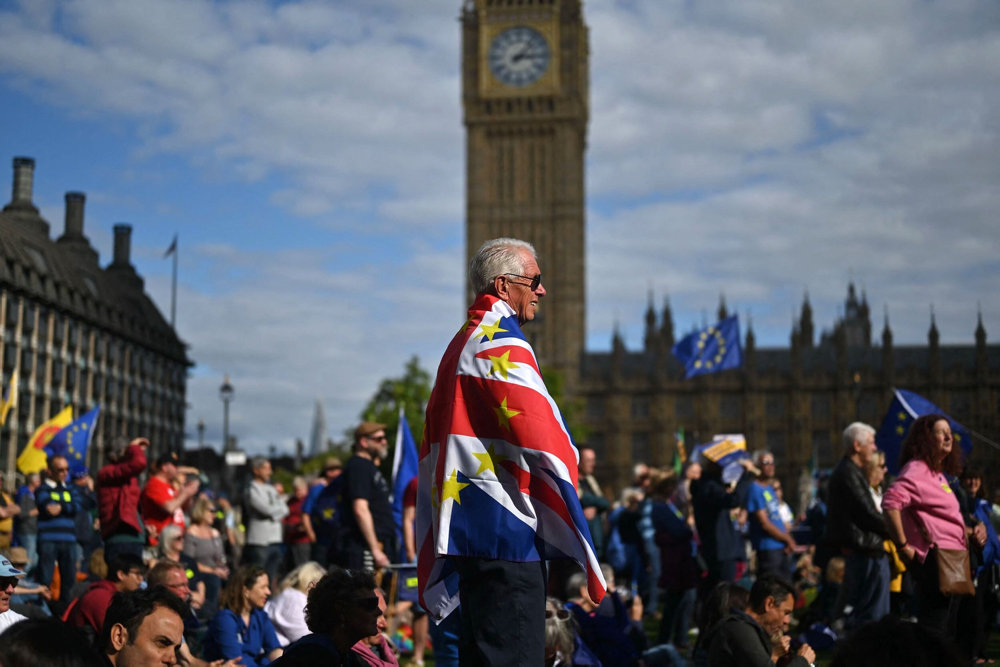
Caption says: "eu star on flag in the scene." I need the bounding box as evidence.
[672,315,743,379]
[45,406,100,476]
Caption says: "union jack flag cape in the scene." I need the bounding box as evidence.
[416,294,606,621]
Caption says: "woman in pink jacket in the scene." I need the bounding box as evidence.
[883,414,984,654]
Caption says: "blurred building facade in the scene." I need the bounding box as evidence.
[579,289,1000,493]
[461,1,1000,495]
[0,157,190,485]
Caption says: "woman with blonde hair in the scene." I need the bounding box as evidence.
[265,561,327,646]
[184,494,228,612]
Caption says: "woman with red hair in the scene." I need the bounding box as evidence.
[883,414,984,657]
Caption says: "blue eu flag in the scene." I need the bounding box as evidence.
[672,315,743,379]
[45,406,100,475]
[876,389,972,475]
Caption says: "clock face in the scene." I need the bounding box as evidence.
[488,26,550,87]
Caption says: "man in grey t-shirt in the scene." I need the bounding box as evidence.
[244,457,288,585]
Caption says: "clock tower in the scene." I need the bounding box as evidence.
[462,0,588,384]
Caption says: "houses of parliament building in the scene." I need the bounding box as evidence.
[460,0,999,493]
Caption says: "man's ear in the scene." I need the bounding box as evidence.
[109,623,129,652]
[493,275,510,300]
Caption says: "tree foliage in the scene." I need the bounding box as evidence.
[356,355,433,474]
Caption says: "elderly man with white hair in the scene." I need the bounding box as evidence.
[823,421,892,632]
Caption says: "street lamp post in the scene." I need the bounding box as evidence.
[220,375,234,452]
[219,375,235,497]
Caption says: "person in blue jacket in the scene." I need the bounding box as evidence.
[204,565,283,666]
[35,455,79,607]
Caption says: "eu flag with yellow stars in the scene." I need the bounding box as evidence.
[672,315,742,379]
[45,406,100,476]
[876,389,972,475]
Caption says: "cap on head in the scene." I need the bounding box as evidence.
[155,451,180,468]
[0,554,26,578]
[354,421,386,443]
[323,457,343,473]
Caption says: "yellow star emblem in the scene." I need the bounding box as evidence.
[487,350,519,380]
[458,317,474,334]
[476,318,508,342]
[441,469,469,504]
[473,443,503,476]
[494,397,520,430]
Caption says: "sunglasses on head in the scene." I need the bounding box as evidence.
[546,608,571,622]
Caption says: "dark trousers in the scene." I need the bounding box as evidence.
[38,539,77,604]
[454,558,546,666]
[837,552,890,630]
[912,550,974,659]
[756,548,789,577]
[243,543,283,586]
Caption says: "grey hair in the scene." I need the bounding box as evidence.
[545,596,577,659]
[565,571,588,600]
[250,456,270,471]
[752,449,773,466]
[108,436,130,462]
[843,422,876,454]
[469,237,536,295]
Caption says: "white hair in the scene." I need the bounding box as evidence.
[469,237,536,295]
[843,422,875,454]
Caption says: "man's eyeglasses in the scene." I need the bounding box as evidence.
[504,273,542,291]
[367,434,388,443]
[760,460,775,466]
[0,576,20,590]
[53,467,69,473]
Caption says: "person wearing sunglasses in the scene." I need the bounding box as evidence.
[419,238,605,666]
[35,454,80,609]
[0,552,28,633]
[338,422,395,571]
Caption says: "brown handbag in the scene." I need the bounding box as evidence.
[934,547,975,596]
[915,509,976,596]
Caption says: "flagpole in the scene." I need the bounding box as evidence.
[170,237,178,329]
[970,428,1000,452]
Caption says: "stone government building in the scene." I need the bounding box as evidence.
[0,157,190,482]
[579,288,999,494]
[460,0,1000,496]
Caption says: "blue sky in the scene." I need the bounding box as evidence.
[1,0,997,454]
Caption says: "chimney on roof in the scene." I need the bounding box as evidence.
[12,156,34,206]
[3,156,48,234]
[113,223,132,267]
[64,191,85,238]
[57,191,99,264]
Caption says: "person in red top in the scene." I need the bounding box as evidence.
[282,476,312,569]
[98,436,149,565]
[141,452,200,546]
[63,552,145,643]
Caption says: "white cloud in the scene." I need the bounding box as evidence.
[1,0,997,452]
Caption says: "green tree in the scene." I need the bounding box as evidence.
[357,355,433,476]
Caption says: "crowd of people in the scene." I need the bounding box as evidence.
[0,235,994,667]
[570,415,997,666]
[0,424,429,667]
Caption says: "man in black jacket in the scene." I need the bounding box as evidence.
[707,574,816,666]
[823,421,891,631]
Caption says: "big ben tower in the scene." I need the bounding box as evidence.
[462,0,588,384]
